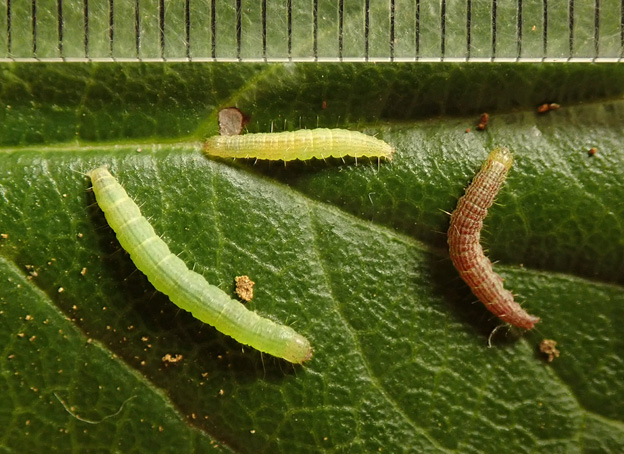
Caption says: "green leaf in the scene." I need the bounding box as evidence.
[1,63,623,453]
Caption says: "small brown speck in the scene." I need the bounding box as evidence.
[539,339,560,362]
[537,102,560,114]
[537,103,550,113]
[0,233,8,239]
[80,267,87,276]
[476,113,489,131]
[162,353,183,364]
[235,275,255,302]
[588,147,598,156]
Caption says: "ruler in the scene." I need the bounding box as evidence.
[2,0,622,62]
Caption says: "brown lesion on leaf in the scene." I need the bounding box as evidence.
[235,275,255,302]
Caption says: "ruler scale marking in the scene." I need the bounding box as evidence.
[467,0,471,58]
[595,0,600,57]
[57,0,63,56]
[543,0,548,56]
[31,0,36,55]
[287,0,292,58]
[390,0,394,61]
[83,0,88,56]
[313,0,317,60]
[415,0,419,57]
[261,0,266,60]
[7,0,11,56]
[569,0,574,57]
[159,0,164,58]
[108,0,113,56]
[338,0,343,60]
[2,1,623,61]
[441,0,446,58]
[185,0,190,58]
[492,0,497,57]
[235,0,240,60]
[210,0,215,58]
[364,0,369,60]
[517,0,522,57]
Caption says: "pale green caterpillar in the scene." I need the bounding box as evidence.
[204,128,394,161]
[88,167,312,364]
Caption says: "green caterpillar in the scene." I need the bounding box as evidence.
[88,167,312,364]
[204,128,394,161]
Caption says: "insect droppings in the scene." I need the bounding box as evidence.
[235,275,255,302]
[539,339,560,362]
[476,113,489,131]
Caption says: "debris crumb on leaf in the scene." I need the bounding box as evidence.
[218,107,248,136]
[476,113,489,130]
[540,339,560,362]
[588,147,598,156]
[235,275,255,302]
[162,353,183,364]
[537,103,560,114]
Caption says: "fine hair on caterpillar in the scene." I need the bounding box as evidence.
[447,147,540,330]
[203,128,394,162]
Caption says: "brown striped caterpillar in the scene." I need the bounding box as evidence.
[203,128,394,161]
[88,167,312,364]
[447,148,540,330]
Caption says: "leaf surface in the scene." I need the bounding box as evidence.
[0,63,623,453]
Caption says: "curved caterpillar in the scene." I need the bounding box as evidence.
[447,148,540,330]
[203,128,394,161]
[88,167,312,364]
